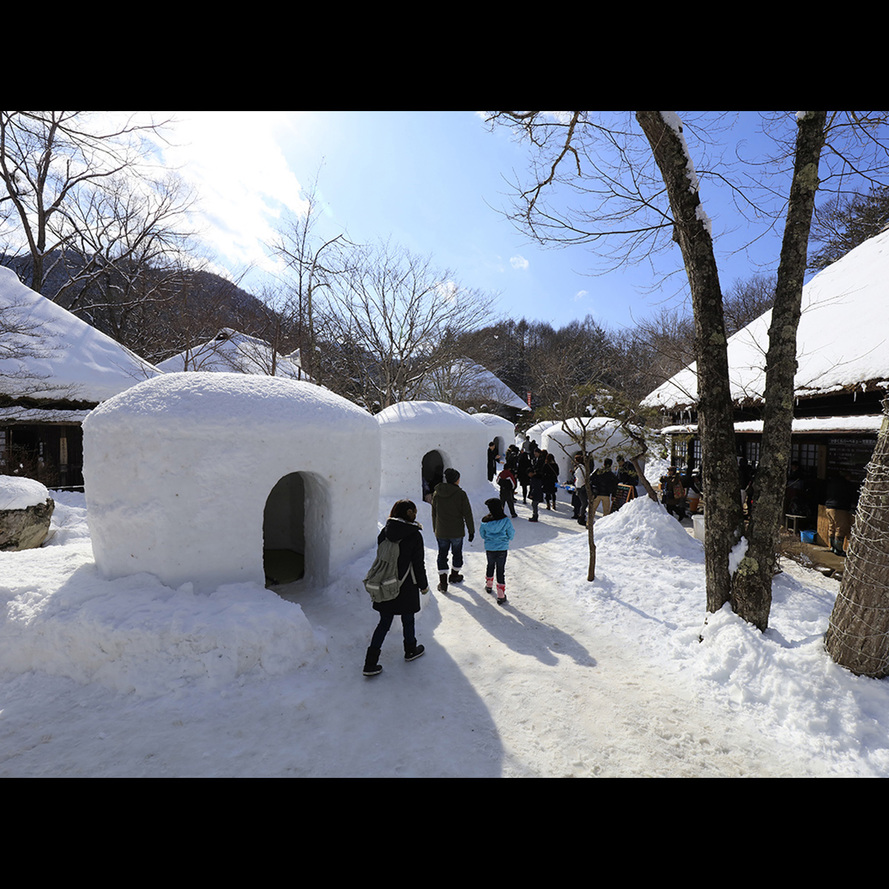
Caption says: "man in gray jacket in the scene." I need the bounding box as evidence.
[431,468,475,592]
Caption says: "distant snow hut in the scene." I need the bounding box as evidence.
[473,412,516,462]
[83,372,380,592]
[541,417,647,486]
[376,401,490,507]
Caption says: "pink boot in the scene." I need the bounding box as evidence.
[496,583,508,606]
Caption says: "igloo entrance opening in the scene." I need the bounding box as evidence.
[263,472,307,587]
[421,449,444,503]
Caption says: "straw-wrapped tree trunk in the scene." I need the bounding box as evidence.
[824,397,889,677]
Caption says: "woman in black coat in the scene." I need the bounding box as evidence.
[363,500,430,677]
[542,452,560,510]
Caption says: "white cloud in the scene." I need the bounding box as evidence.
[151,111,310,277]
[510,255,529,271]
[574,289,589,302]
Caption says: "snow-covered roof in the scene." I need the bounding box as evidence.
[421,358,529,411]
[0,406,92,425]
[0,266,160,404]
[643,228,889,411]
[156,328,312,381]
[662,414,884,437]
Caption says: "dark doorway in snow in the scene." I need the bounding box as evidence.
[263,472,306,587]
[421,449,444,503]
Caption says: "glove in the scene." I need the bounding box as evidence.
[420,587,429,595]
[468,533,474,543]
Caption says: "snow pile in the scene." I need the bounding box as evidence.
[0,476,51,511]
[594,493,702,561]
[0,496,324,696]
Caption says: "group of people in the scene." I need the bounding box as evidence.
[658,462,703,522]
[493,438,639,526]
[363,467,515,677]
[363,441,644,677]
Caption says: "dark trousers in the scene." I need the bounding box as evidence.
[436,537,464,573]
[576,487,588,520]
[485,550,508,585]
[370,610,416,651]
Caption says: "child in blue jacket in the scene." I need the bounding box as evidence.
[479,497,515,606]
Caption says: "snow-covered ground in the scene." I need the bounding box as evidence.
[2,474,888,777]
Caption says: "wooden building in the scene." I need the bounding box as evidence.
[0,267,159,488]
[642,228,889,541]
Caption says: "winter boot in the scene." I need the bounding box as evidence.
[449,570,464,583]
[496,583,508,606]
[437,571,448,593]
[404,643,425,661]
[362,647,382,677]
[485,576,494,595]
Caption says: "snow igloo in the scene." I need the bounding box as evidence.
[82,372,381,592]
[472,412,516,461]
[376,401,491,508]
[541,417,647,484]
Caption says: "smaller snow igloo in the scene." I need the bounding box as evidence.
[83,372,380,592]
[376,401,491,508]
[472,413,515,461]
[541,417,647,483]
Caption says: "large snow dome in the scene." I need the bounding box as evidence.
[376,401,491,507]
[83,372,380,592]
[541,417,647,483]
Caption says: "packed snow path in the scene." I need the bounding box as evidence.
[0,490,871,777]
[284,497,834,778]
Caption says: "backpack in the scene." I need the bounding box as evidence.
[363,537,416,603]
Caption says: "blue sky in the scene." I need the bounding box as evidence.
[149,110,800,333]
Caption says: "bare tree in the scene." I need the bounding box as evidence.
[268,174,352,382]
[808,184,889,271]
[317,239,496,410]
[0,111,193,312]
[487,110,889,630]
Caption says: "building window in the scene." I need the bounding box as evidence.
[746,441,761,465]
[791,441,818,470]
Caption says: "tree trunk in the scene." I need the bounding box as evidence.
[630,456,658,502]
[825,397,889,677]
[636,112,744,614]
[730,111,827,631]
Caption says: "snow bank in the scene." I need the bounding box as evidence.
[0,535,325,696]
